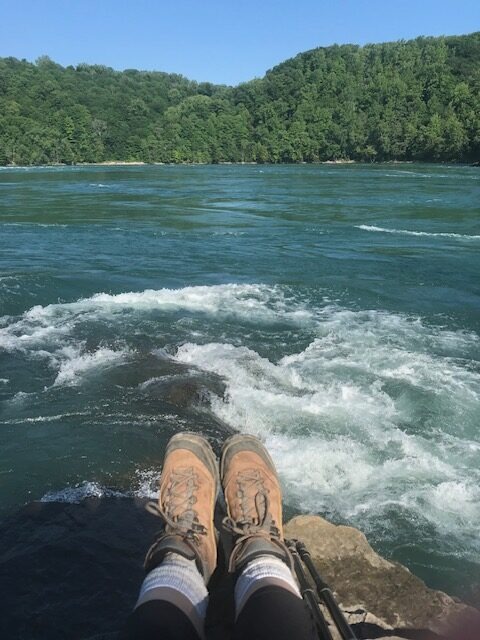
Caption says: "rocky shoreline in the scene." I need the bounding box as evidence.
[284,516,480,640]
[0,498,478,639]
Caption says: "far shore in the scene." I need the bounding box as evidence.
[3,159,475,169]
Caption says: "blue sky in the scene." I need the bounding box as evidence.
[1,1,479,85]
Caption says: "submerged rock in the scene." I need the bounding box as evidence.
[0,500,478,639]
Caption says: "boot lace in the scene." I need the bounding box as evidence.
[222,468,292,571]
[222,468,281,540]
[146,466,208,543]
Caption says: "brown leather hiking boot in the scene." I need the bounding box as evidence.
[144,432,219,583]
[220,433,293,572]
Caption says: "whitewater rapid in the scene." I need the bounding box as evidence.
[1,283,478,559]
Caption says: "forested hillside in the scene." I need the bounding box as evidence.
[1,32,479,165]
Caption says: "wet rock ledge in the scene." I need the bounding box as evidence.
[284,516,480,640]
[0,498,478,640]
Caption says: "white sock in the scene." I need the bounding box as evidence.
[136,552,208,638]
[234,555,301,617]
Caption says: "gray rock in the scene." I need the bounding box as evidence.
[285,515,480,639]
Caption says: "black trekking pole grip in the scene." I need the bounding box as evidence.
[286,540,334,640]
[295,540,358,640]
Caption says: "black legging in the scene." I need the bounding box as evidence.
[125,585,317,639]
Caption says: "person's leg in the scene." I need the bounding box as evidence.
[124,432,219,640]
[125,552,208,640]
[235,583,317,640]
[126,599,201,640]
[220,434,317,640]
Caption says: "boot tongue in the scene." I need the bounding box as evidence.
[237,469,270,523]
[243,490,273,531]
[253,491,268,526]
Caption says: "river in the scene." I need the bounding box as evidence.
[0,163,479,599]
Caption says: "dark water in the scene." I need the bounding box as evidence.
[0,164,479,600]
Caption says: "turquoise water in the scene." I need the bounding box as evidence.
[1,164,479,599]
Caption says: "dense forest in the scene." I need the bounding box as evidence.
[0,32,479,165]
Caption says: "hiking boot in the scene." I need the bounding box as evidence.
[144,432,219,583]
[220,433,293,572]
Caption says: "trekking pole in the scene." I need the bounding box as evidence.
[286,539,334,640]
[295,539,357,640]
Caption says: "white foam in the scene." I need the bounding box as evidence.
[138,370,203,391]
[0,284,313,357]
[212,231,246,236]
[39,470,160,504]
[428,481,480,523]
[356,224,480,239]
[133,469,160,499]
[1,222,68,228]
[0,310,73,353]
[3,412,90,424]
[41,482,125,503]
[87,284,306,323]
[174,303,480,547]
[53,346,130,386]
[382,169,475,180]
[7,390,35,406]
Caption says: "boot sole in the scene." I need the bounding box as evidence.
[165,432,219,494]
[220,433,279,486]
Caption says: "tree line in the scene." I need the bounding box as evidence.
[0,32,479,165]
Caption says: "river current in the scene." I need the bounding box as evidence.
[0,164,479,599]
